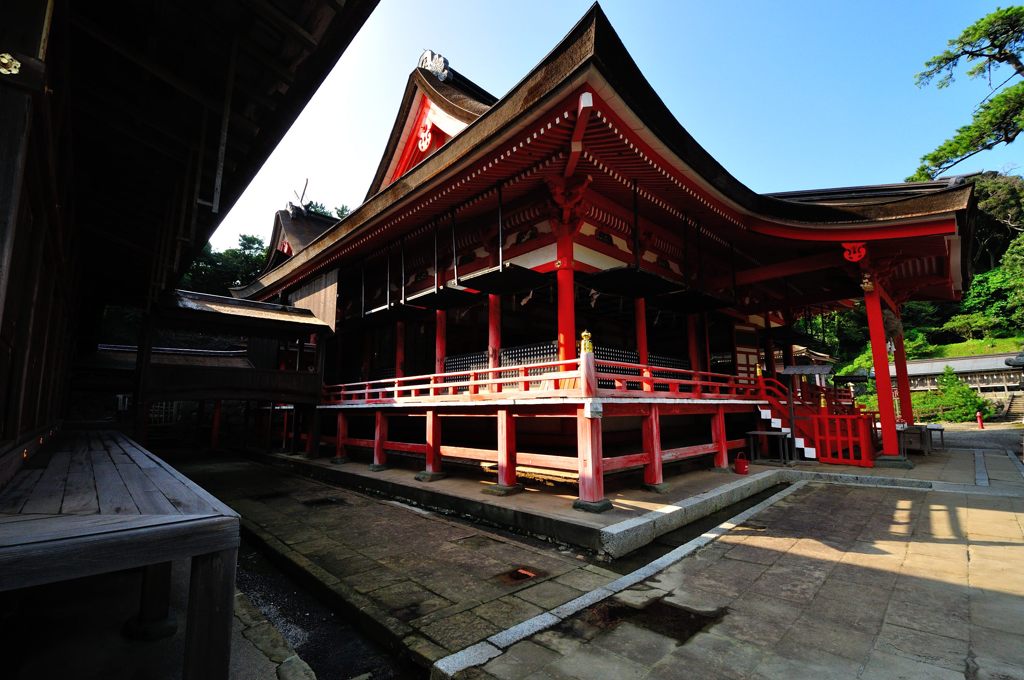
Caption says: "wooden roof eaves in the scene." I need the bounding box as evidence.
[235,3,978,301]
[234,12,608,301]
[364,69,495,200]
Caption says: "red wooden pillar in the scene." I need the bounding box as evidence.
[712,406,728,469]
[435,309,448,396]
[763,312,776,377]
[573,406,610,512]
[333,412,347,463]
[370,410,388,471]
[643,405,666,491]
[488,293,501,392]
[395,320,406,378]
[210,400,222,450]
[892,333,915,425]
[484,408,523,495]
[687,314,701,371]
[416,410,445,481]
[636,298,653,391]
[435,310,447,374]
[556,235,576,364]
[782,311,795,369]
[864,285,899,456]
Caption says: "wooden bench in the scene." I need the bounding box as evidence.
[0,430,239,680]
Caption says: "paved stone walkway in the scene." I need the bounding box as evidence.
[467,482,1024,680]
[179,456,618,667]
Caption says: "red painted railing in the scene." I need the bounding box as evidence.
[322,359,581,403]
[591,359,761,399]
[323,357,765,405]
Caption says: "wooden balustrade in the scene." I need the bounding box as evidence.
[322,358,767,405]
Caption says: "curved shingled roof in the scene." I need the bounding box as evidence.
[234,3,973,301]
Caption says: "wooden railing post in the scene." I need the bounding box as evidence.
[580,331,596,397]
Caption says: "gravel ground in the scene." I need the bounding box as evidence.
[938,422,1023,453]
[236,540,417,679]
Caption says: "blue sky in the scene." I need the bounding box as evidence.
[211,0,1020,250]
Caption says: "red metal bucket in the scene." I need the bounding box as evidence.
[734,452,749,475]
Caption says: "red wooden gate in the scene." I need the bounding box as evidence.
[812,413,875,467]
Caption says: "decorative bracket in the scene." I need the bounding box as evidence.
[842,242,867,263]
[0,53,21,75]
[545,174,592,227]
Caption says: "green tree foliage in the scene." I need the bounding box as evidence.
[917,366,992,421]
[303,201,332,218]
[857,367,990,422]
[181,234,268,295]
[972,173,1024,269]
[909,7,1024,181]
[303,201,350,219]
[940,312,1001,339]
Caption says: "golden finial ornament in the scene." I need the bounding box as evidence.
[580,330,594,354]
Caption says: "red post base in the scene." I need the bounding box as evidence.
[370,411,388,471]
[574,409,611,512]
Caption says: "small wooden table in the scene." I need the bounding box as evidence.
[0,430,239,680]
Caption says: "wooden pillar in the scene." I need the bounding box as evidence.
[134,315,153,443]
[395,320,406,378]
[435,310,447,374]
[304,406,320,457]
[702,312,712,373]
[782,311,795,368]
[556,235,576,363]
[183,548,237,680]
[687,314,701,372]
[489,293,501,393]
[124,562,176,640]
[289,405,301,453]
[575,327,608,506]
[484,408,522,495]
[763,312,776,377]
[573,407,610,512]
[642,405,666,491]
[0,1,50,323]
[416,410,445,482]
[892,333,915,425]
[864,285,899,456]
[370,410,388,471]
[332,412,347,463]
[636,298,653,391]
[712,407,729,469]
[210,400,222,450]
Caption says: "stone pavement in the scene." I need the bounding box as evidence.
[463,482,1024,680]
[178,456,619,668]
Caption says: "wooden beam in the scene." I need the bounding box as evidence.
[708,251,844,290]
[749,217,956,242]
[70,15,260,136]
[564,91,592,178]
[241,0,318,51]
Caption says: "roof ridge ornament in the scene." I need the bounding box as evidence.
[418,50,451,82]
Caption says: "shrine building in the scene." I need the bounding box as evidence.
[232,5,974,511]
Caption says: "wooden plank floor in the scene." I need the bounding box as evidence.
[0,429,238,591]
